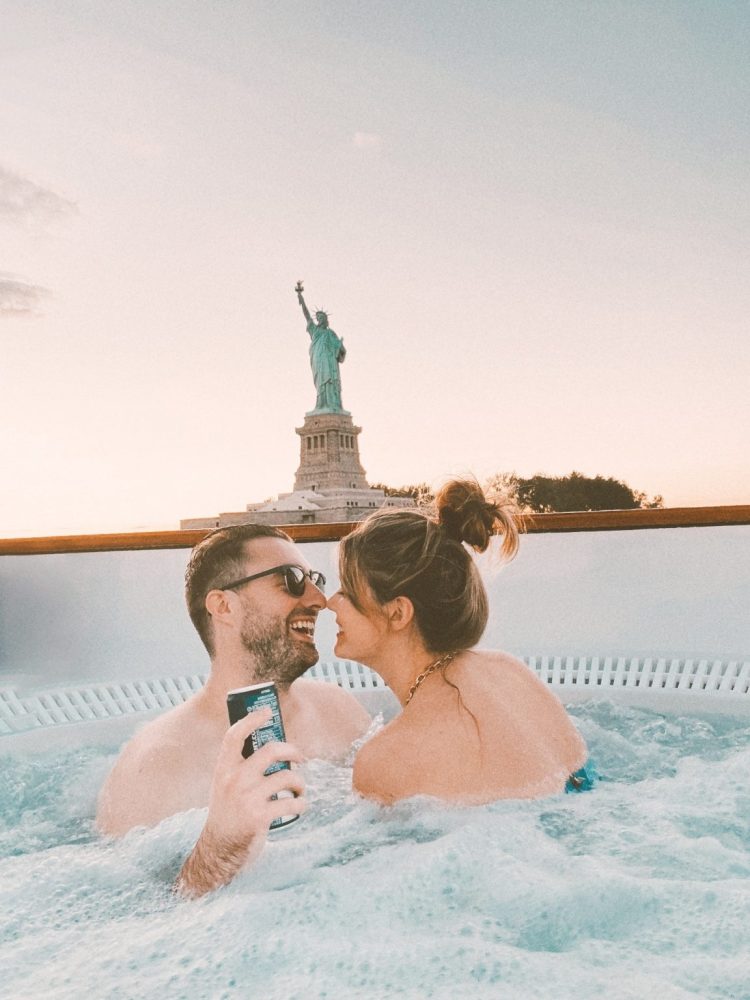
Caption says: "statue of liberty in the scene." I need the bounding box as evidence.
[295,281,348,414]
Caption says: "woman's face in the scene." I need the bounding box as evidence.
[327,586,389,665]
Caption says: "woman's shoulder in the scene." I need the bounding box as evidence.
[467,648,526,665]
[456,648,537,683]
[452,649,572,725]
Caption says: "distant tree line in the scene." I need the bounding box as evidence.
[371,472,663,513]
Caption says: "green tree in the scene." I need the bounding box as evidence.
[373,473,663,514]
[488,470,663,513]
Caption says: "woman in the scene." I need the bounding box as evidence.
[328,479,590,805]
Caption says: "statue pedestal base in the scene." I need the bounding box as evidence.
[294,411,368,492]
[305,407,351,418]
[181,408,417,529]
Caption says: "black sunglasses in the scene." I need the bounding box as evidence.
[220,563,326,597]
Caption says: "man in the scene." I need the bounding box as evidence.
[96,524,370,897]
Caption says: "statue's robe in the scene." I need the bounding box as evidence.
[307,320,346,412]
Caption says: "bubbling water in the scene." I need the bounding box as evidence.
[1,704,749,1000]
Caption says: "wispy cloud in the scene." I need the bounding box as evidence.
[0,273,50,318]
[0,165,77,227]
[352,131,382,150]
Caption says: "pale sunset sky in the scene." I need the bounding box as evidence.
[2,1,748,537]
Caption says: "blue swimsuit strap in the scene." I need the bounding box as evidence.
[565,760,598,793]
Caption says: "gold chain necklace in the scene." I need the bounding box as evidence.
[404,651,457,706]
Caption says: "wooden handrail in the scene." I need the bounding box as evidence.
[1,505,748,555]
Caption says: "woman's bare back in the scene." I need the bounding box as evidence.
[353,650,587,804]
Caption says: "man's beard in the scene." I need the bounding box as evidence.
[239,608,319,688]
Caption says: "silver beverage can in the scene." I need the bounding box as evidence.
[226,682,299,830]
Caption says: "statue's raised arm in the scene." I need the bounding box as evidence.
[294,280,348,415]
[295,280,312,325]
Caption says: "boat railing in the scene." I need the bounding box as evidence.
[2,505,749,554]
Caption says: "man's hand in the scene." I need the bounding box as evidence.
[175,707,306,898]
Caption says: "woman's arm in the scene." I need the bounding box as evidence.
[352,730,419,805]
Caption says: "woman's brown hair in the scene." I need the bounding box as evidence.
[338,478,518,652]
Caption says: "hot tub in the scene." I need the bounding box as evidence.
[1,512,748,1000]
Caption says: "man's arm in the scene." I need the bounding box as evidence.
[175,708,307,899]
[97,708,307,898]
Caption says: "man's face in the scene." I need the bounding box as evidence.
[234,538,326,688]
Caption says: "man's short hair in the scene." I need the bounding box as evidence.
[185,523,291,656]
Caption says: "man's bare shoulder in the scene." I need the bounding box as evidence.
[96,699,213,836]
[284,679,371,760]
[293,678,370,732]
[112,699,198,764]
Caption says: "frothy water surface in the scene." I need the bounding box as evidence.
[1,704,749,1000]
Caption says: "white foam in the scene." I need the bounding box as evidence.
[1,704,749,999]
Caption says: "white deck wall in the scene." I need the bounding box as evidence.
[1,525,748,694]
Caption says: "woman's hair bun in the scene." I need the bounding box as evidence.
[435,478,519,558]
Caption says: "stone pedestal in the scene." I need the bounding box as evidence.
[294,411,369,492]
[180,406,415,529]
